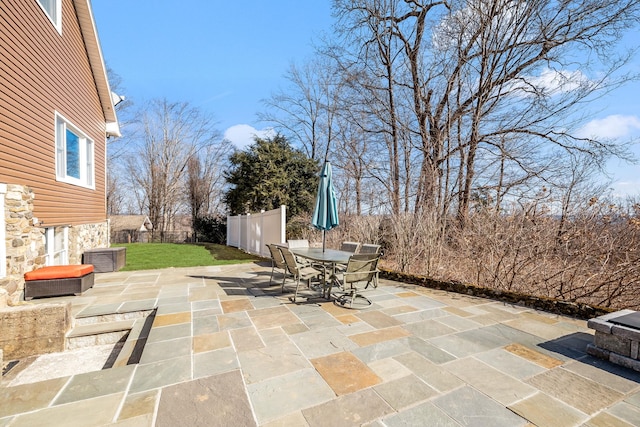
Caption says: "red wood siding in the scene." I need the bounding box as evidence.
[0,0,107,226]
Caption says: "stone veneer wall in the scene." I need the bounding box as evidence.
[70,221,110,265]
[1,184,44,305]
[1,183,110,304]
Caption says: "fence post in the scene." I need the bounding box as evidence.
[260,210,265,257]
[245,212,250,253]
[280,205,286,244]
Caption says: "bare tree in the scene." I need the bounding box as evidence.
[126,99,223,241]
[259,57,343,161]
[186,138,233,241]
[331,0,639,221]
[105,66,136,215]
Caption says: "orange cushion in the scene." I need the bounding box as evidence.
[24,264,94,281]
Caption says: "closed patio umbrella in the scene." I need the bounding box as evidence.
[312,161,339,251]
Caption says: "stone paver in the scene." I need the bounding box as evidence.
[444,357,536,405]
[607,400,640,426]
[8,393,125,427]
[53,365,135,405]
[193,331,230,353]
[394,352,465,393]
[373,374,437,410]
[348,325,410,347]
[156,371,256,427]
[302,388,393,427]
[509,392,588,427]
[239,342,310,384]
[526,367,624,415]
[0,377,69,418]
[289,327,357,359]
[474,347,547,379]
[504,343,564,369]
[128,355,192,393]
[247,368,334,425]
[382,401,460,427]
[3,262,640,426]
[584,411,635,427]
[434,386,529,427]
[311,351,381,395]
[117,390,158,422]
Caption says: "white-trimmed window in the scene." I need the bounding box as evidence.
[45,226,69,266]
[55,113,95,189]
[37,0,62,33]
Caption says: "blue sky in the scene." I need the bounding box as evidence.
[92,1,640,197]
[92,0,333,148]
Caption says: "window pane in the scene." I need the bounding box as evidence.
[56,119,65,177]
[66,129,80,179]
[38,0,58,23]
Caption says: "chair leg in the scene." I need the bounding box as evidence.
[269,264,275,285]
[281,271,287,293]
[290,275,301,303]
[365,272,378,289]
[335,284,372,309]
[325,273,335,300]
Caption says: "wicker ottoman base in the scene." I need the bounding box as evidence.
[24,273,95,300]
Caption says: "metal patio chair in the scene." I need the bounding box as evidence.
[287,239,312,266]
[359,243,382,255]
[340,241,361,253]
[332,254,380,309]
[266,243,289,292]
[280,246,323,302]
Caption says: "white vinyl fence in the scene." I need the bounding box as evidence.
[227,205,286,258]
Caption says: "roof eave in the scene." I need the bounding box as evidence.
[73,0,121,137]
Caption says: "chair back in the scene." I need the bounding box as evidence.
[287,239,309,249]
[279,247,300,274]
[267,244,287,269]
[344,254,379,284]
[359,244,381,254]
[340,241,361,253]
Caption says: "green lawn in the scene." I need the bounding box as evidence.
[112,243,264,271]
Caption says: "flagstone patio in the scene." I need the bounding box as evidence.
[1,262,640,426]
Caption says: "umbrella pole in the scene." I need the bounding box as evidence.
[322,230,326,252]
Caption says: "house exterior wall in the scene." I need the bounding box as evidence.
[0,1,113,302]
[0,183,109,304]
[0,0,107,227]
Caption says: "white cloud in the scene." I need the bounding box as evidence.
[576,115,640,139]
[610,179,640,198]
[223,124,276,150]
[529,68,587,94]
[509,68,589,98]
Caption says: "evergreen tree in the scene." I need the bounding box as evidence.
[224,134,318,218]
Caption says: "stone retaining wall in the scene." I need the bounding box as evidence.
[380,268,614,320]
[0,302,72,360]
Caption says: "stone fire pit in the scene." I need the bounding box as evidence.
[587,309,640,372]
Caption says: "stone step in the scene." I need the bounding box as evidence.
[74,304,156,326]
[111,311,156,368]
[66,319,135,350]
